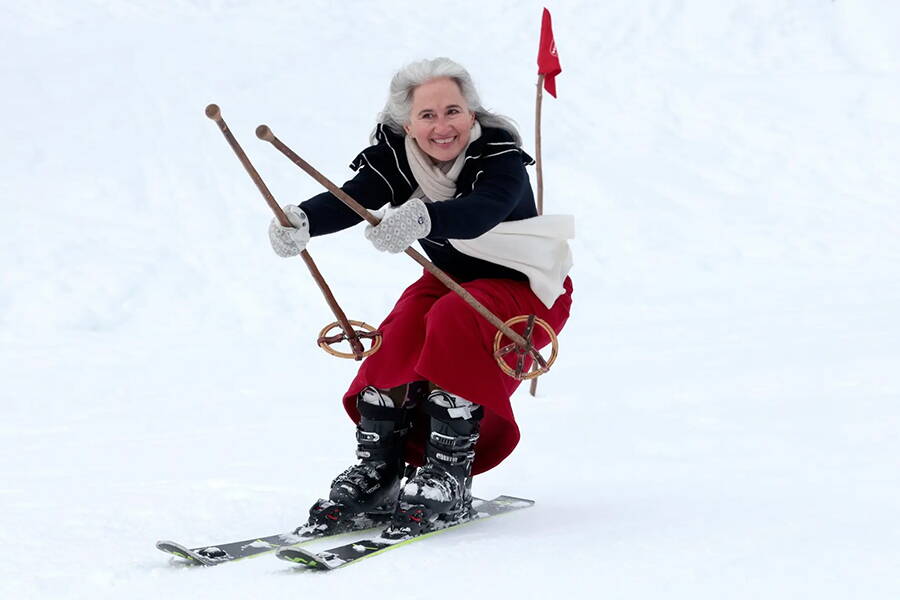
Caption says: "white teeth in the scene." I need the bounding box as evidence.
[433,137,455,144]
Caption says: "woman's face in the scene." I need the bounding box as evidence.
[404,77,476,163]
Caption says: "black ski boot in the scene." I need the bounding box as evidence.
[303,385,420,533]
[387,388,482,537]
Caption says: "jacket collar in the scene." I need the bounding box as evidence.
[377,122,533,166]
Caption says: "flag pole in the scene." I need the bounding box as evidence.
[529,73,546,397]
[535,74,545,216]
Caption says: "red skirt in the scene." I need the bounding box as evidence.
[343,270,573,475]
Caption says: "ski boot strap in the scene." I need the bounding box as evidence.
[424,399,484,422]
[430,430,480,449]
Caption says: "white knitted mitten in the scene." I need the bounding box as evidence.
[268,205,311,257]
[364,198,431,254]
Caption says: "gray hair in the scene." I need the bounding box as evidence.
[372,57,522,146]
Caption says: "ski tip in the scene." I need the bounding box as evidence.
[494,495,535,506]
[156,539,185,552]
[476,495,535,509]
[156,540,213,566]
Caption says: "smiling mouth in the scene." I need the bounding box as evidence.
[431,136,457,145]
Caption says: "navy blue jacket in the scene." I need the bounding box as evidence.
[299,124,537,283]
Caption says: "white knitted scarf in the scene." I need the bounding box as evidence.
[405,122,574,308]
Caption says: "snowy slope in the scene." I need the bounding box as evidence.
[1,1,899,598]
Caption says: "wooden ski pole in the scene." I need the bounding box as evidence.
[255,124,546,369]
[205,104,367,359]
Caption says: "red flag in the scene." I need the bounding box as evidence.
[537,8,561,97]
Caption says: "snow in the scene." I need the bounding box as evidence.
[1,1,899,598]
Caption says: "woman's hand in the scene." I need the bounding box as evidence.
[268,205,311,257]
[364,198,431,254]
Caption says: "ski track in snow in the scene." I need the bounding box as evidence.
[1,1,898,598]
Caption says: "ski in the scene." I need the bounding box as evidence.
[157,508,391,566]
[275,495,534,570]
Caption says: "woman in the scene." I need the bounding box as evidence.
[269,58,574,533]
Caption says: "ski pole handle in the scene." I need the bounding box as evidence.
[206,104,293,229]
[256,125,380,228]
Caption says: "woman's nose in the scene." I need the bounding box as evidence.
[433,116,453,132]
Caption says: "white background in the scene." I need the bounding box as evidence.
[1,1,898,598]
